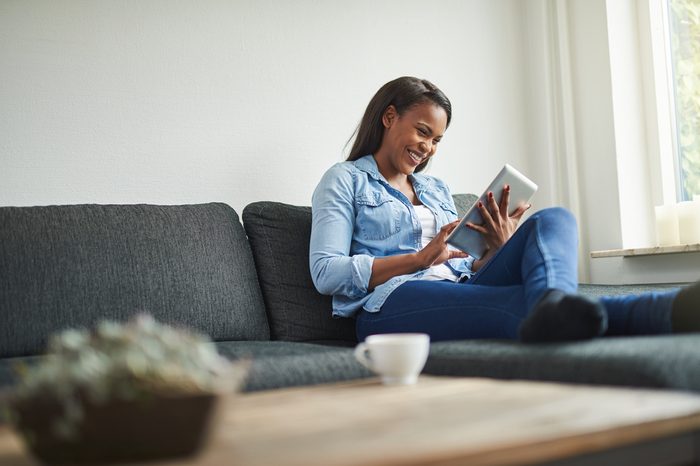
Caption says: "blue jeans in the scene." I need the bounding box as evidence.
[356,207,677,342]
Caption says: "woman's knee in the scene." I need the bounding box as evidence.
[517,207,578,245]
[528,207,576,228]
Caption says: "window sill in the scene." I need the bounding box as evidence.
[590,243,700,258]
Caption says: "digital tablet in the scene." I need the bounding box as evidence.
[446,164,538,259]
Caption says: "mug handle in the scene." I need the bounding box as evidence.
[354,342,374,371]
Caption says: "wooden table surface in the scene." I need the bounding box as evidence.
[3,376,700,466]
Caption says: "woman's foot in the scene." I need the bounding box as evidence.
[518,290,608,343]
[672,280,700,332]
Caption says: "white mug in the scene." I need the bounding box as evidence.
[354,333,430,385]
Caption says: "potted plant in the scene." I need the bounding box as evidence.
[5,315,248,465]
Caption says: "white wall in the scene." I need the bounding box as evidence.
[0,0,530,215]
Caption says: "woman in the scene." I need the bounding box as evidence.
[309,76,699,343]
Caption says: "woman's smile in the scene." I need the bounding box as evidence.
[407,148,427,165]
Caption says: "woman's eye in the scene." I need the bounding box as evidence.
[418,128,428,136]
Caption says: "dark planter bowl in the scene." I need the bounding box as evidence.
[11,392,219,465]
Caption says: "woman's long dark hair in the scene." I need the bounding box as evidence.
[346,77,452,173]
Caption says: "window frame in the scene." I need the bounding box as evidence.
[642,0,686,206]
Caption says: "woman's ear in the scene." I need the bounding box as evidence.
[382,105,397,129]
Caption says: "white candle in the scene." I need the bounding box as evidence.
[655,204,680,246]
[677,200,700,244]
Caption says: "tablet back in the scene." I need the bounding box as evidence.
[446,164,537,259]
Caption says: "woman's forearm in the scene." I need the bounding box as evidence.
[369,253,427,290]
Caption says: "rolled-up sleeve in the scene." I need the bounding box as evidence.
[310,164,374,298]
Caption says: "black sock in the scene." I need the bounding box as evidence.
[518,290,608,343]
[672,280,700,332]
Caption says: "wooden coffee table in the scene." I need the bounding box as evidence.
[2,376,700,465]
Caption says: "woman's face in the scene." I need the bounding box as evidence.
[377,101,448,177]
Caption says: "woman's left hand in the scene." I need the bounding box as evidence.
[466,184,530,254]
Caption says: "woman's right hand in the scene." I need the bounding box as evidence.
[369,220,469,290]
[416,220,470,268]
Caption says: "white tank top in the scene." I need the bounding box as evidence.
[414,204,459,282]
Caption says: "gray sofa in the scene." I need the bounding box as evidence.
[1,197,698,395]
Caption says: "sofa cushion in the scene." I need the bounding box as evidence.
[242,202,357,344]
[0,203,270,357]
[579,283,683,298]
[451,193,478,216]
[214,340,371,391]
[6,334,700,394]
[425,334,700,392]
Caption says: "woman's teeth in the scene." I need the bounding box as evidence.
[408,150,424,163]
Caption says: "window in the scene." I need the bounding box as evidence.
[666,0,700,201]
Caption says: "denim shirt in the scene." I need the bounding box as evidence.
[310,155,474,318]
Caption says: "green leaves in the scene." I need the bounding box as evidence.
[670,0,700,199]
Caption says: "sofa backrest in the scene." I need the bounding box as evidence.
[0,203,270,357]
[452,193,478,219]
[243,202,357,345]
[242,194,477,345]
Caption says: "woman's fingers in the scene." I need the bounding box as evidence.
[439,219,461,235]
[478,198,498,231]
[465,222,488,234]
[509,203,532,222]
[432,220,461,245]
[499,185,510,218]
[487,192,501,220]
[420,220,468,267]
[449,250,470,259]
